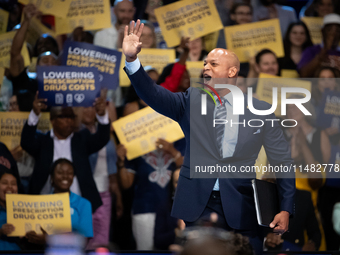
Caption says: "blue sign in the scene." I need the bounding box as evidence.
[37,66,101,107]
[62,41,122,89]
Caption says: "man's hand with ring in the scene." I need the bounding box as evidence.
[32,91,47,115]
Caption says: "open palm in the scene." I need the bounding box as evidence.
[122,20,144,62]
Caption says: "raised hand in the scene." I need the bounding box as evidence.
[94,88,108,116]
[32,91,47,116]
[23,4,39,21]
[122,20,144,62]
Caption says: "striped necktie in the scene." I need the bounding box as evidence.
[215,98,226,157]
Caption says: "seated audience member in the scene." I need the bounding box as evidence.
[230,2,253,25]
[176,37,207,61]
[139,20,157,49]
[20,92,110,213]
[312,67,340,119]
[144,0,167,48]
[154,168,180,250]
[253,0,297,37]
[300,0,335,18]
[81,106,122,249]
[25,159,93,247]
[116,139,184,250]
[298,14,340,77]
[265,189,321,251]
[280,22,313,71]
[94,0,135,50]
[0,166,20,250]
[247,49,279,92]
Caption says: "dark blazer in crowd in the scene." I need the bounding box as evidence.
[20,122,110,212]
[126,65,296,231]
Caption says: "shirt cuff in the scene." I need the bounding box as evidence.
[125,57,141,75]
[96,110,109,125]
[27,110,40,126]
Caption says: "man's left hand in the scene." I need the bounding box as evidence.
[269,211,289,234]
[94,88,108,116]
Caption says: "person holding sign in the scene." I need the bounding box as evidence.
[122,20,295,255]
[0,166,20,250]
[20,91,110,214]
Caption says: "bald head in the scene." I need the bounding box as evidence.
[203,49,240,89]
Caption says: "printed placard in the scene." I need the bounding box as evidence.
[0,8,9,34]
[6,193,71,236]
[301,17,323,45]
[54,0,111,35]
[0,112,50,150]
[37,66,101,107]
[18,0,71,18]
[186,61,204,78]
[154,0,223,47]
[26,18,56,48]
[0,31,30,68]
[62,41,121,90]
[256,73,312,116]
[224,19,284,63]
[112,106,184,160]
[119,49,176,87]
[317,90,340,129]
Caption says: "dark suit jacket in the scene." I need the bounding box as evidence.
[20,121,110,212]
[126,66,295,230]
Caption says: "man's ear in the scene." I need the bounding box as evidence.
[230,14,236,22]
[254,63,260,74]
[228,67,238,78]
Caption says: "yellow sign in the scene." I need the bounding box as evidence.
[120,49,176,87]
[0,31,30,68]
[18,0,71,18]
[55,0,111,35]
[186,61,203,78]
[26,18,56,48]
[0,8,9,34]
[281,69,299,78]
[0,112,50,150]
[112,107,184,160]
[0,67,4,91]
[224,19,284,63]
[204,31,219,52]
[256,73,312,116]
[6,193,71,236]
[154,0,223,47]
[301,17,323,45]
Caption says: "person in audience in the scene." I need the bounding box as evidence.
[25,159,94,246]
[280,21,313,71]
[0,143,21,192]
[139,20,156,49]
[94,0,135,50]
[0,166,20,250]
[300,0,335,18]
[20,91,110,214]
[298,13,340,77]
[154,168,180,250]
[81,106,122,249]
[332,202,340,246]
[253,0,297,37]
[116,139,184,250]
[247,49,280,92]
[8,95,19,112]
[230,2,253,25]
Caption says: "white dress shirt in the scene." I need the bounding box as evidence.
[27,109,109,195]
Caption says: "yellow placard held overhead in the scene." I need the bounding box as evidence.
[0,31,30,68]
[6,193,72,236]
[0,8,9,34]
[224,19,284,63]
[0,112,50,150]
[186,61,204,78]
[26,18,56,48]
[256,73,312,116]
[54,0,111,35]
[154,0,223,48]
[204,31,219,52]
[301,17,323,45]
[18,0,71,18]
[112,107,184,160]
[119,49,176,87]
[281,69,299,78]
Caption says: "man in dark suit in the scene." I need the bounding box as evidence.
[20,91,110,212]
[122,20,295,254]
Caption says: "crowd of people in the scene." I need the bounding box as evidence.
[0,0,340,253]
